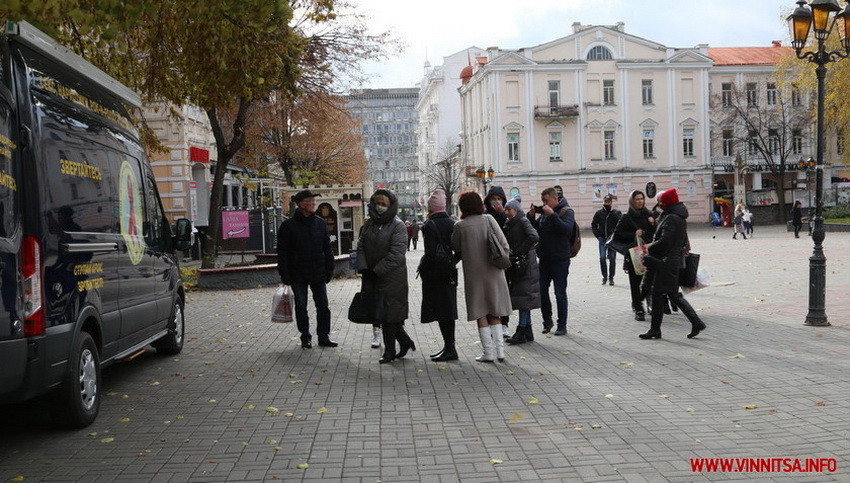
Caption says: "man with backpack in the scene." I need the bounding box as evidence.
[527,187,576,336]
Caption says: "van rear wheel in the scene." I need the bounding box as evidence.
[153,298,184,355]
[53,331,101,428]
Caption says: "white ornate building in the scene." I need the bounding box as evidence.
[458,22,717,225]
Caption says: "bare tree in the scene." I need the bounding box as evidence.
[424,140,463,215]
[713,80,811,222]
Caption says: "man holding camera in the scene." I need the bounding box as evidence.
[527,187,575,336]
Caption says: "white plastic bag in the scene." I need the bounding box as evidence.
[683,267,711,293]
[271,285,293,323]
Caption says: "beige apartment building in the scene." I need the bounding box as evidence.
[459,23,715,225]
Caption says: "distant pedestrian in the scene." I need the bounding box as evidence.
[358,189,414,364]
[452,191,512,362]
[611,190,655,321]
[592,194,621,286]
[418,190,459,362]
[277,190,336,349]
[742,205,753,236]
[527,187,575,336]
[639,188,705,340]
[411,220,421,250]
[732,204,747,240]
[792,200,803,238]
[501,196,541,345]
[406,221,413,250]
[484,185,511,334]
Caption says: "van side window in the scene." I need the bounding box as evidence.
[144,176,167,248]
[0,98,19,238]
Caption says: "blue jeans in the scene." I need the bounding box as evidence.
[291,281,331,341]
[539,258,570,327]
[518,310,531,327]
[598,237,617,279]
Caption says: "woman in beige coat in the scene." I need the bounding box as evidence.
[451,191,513,362]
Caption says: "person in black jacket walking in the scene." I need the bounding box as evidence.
[639,188,706,340]
[792,200,803,238]
[277,190,336,349]
[591,194,621,285]
[502,197,541,344]
[419,189,459,361]
[612,190,655,321]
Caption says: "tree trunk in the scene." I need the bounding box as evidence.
[201,98,252,269]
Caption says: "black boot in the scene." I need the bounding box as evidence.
[633,302,646,321]
[525,325,534,342]
[501,315,510,338]
[395,326,416,359]
[672,293,706,338]
[432,346,458,361]
[431,320,455,358]
[379,324,398,363]
[640,294,665,339]
[506,326,527,345]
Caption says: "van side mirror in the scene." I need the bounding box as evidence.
[175,218,192,251]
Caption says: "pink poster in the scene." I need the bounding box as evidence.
[222,211,250,239]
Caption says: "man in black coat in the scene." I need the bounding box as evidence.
[277,190,337,348]
[591,194,621,286]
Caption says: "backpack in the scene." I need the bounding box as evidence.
[418,220,456,279]
[559,207,581,258]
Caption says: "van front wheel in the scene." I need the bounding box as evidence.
[53,331,101,428]
[153,298,184,355]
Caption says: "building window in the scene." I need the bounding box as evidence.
[746,82,758,107]
[762,177,778,189]
[792,128,803,155]
[766,82,777,105]
[721,83,732,107]
[768,128,779,154]
[792,85,803,107]
[642,130,654,159]
[722,129,735,156]
[603,80,615,105]
[683,128,695,157]
[587,46,613,60]
[604,130,615,159]
[641,80,653,105]
[507,133,520,162]
[549,131,562,161]
[748,130,759,155]
[548,80,560,111]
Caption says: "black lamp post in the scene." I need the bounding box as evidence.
[475,166,495,193]
[798,156,817,209]
[787,0,850,326]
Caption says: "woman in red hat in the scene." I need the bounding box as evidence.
[639,188,706,340]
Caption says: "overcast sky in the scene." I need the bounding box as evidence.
[354,0,796,89]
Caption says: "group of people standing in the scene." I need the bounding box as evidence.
[276,184,706,365]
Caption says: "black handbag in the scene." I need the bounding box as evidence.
[347,291,387,324]
[679,252,700,288]
[605,234,630,255]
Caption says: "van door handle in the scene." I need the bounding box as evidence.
[61,242,119,253]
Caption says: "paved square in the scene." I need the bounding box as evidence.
[2,225,849,481]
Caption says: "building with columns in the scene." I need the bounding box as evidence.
[458,22,718,225]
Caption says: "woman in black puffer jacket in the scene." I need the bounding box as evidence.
[612,190,655,321]
[639,189,706,340]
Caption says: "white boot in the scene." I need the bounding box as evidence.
[491,324,506,361]
[476,326,495,362]
[371,327,382,348]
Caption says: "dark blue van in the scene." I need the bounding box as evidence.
[0,21,192,427]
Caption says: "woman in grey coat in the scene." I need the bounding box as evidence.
[451,191,513,362]
[358,189,415,363]
[501,197,541,345]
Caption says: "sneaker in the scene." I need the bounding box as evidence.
[371,331,381,348]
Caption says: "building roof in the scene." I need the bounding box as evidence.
[708,46,793,66]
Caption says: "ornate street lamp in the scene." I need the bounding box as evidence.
[787,0,850,326]
[475,166,495,192]
[798,156,817,211]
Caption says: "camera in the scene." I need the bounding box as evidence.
[532,205,544,214]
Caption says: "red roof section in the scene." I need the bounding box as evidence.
[708,46,794,66]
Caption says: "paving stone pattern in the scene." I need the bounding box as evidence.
[1,225,849,482]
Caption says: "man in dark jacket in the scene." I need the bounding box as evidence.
[591,194,621,286]
[277,190,337,349]
[527,187,575,336]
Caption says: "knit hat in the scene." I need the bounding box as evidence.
[657,188,680,207]
[505,196,522,212]
[427,189,446,213]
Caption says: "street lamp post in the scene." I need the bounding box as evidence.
[787,0,850,326]
[475,166,495,194]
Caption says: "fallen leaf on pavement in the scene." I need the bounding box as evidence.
[743,405,758,410]
[100,437,114,443]
[815,401,827,406]
[266,407,280,416]
[659,395,670,398]
[119,418,130,423]
[605,394,614,398]
[508,412,523,422]
[728,354,746,359]
[317,407,328,413]
[489,458,503,465]
[527,397,539,405]
[296,463,309,469]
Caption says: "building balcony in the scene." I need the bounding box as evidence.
[534,105,579,118]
